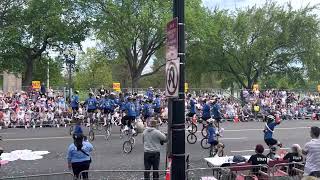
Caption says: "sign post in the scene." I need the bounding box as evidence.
[167,0,186,179]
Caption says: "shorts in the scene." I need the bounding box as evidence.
[187,112,196,118]
[103,109,113,114]
[214,117,222,123]
[154,108,161,114]
[209,140,219,146]
[265,138,277,146]
[87,109,96,113]
[201,117,210,121]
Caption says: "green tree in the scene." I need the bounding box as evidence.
[74,48,113,89]
[83,0,171,88]
[0,0,90,86]
[187,3,320,89]
[32,57,64,87]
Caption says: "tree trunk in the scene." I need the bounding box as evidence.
[22,58,34,87]
[131,75,139,89]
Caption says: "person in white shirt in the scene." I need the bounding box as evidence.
[303,126,320,178]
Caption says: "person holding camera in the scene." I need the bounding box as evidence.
[142,119,167,180]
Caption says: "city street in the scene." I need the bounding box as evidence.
[0,120,319,178]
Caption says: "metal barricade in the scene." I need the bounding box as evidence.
[186,165,269,180]
[79,169,168,180]
[271,163,304,180]
[0,172,74,180]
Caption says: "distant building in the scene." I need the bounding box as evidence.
[1,72,22,92]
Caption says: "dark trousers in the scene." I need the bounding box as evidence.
[310,171,320,177]
[72,161,90,179]
[144,152,160,180]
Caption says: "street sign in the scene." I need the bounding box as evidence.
[112,83,121,92]
[166,58,180,97]
[32,81,41,90]
[166,18,178,61]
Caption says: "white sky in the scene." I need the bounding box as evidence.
[203,0,320,10]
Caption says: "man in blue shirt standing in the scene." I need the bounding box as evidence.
[146,87,154,100]
[143,99,153,125]
[212,98,222,123]
[201,99,211,121]
[186,94,196,119]
[71,91,79,113]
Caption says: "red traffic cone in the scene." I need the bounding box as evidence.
[165,158,171,180]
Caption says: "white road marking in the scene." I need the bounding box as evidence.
[224,127,309,132]
[231,148,290,153]
[4,135,105,141]
[0,132,16,135]
[220,137,248,140]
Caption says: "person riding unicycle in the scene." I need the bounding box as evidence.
[264,112,282,159]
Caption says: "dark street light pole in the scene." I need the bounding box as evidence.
[64,51,76,102]
[170,0,185,179]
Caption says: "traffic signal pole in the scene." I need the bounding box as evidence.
[170,0,185,179]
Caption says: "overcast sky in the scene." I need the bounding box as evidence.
[203,0,319,10]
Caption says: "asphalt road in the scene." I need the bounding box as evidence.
[0,120,319,178]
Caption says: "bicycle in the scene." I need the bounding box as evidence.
[186,115,197,134]
[104,114,113,141]
[187,132,197,144]
[122,128,137,154]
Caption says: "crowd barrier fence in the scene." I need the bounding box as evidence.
[0,172,74,180]
[79,169,168,180]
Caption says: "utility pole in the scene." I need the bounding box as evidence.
[47,60,50,89]
[170,0,185,179]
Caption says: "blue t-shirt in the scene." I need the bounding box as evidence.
[71,95,79,108]
[146,90,153,100]
[207,126,217,143]
[190,99,196,114]
[85,97,97,110]
[264,122,276,139]
[143,103,153,117]
[202,104,211,118]
[135,102,141,116]
[125,102,136,117]
[102,98,111,110]
[67,141,93,163]
[154,98,161,109]
[212,103,221,119]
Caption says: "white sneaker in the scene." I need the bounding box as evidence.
[132,129,136,134]
[40,125,42,128]
[124,126,129,131]
[57,124,60,128]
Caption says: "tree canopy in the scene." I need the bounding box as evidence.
[1,1,320,91]
[187,2,320,89]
